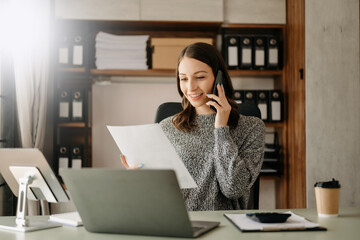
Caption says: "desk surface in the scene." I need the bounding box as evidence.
[0,207,359,240]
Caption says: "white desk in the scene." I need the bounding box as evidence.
[0,207,358,240]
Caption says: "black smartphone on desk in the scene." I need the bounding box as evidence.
[246,212,291,223]
[210,70,224,112]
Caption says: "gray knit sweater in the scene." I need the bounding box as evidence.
[160,113,265,211]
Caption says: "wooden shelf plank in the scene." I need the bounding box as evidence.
[57,122,91,128]
[265,122,284,128]
[58,67,86,73]
[90,69,282,77]
[228,69,283,77]
[222,23,286,29]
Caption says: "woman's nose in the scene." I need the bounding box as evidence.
[187,78,197,90]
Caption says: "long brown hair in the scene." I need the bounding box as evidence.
[172,42,240,132]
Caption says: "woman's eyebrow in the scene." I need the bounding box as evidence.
[178,70,208,75]
[194,70,208,74]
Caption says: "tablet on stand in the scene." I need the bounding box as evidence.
[0,148,70,232]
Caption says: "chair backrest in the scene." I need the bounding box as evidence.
[154,102,184,123]
[154,102,261,210]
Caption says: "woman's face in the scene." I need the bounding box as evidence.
[178,57,215,114]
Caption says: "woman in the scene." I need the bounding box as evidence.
[123,42,265,211]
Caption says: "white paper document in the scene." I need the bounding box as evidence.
[107,124,197,189]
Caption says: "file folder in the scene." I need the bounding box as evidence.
[58,35,69,66]
[267,36,281,69]
[72,35,84,66]
[233,90,244,104]
[253,37,266,70]
[243,90,257,105]
[58,145,70,172]
[58,89,70,122]
[270,90,283,122]
[262,132,281,175]
[256,90,270,122]
[224,35,239,69]
[71,90,83,122]
[239,36,253,69]
[70,145,82,169]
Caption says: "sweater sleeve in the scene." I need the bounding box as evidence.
[213,117,265,199]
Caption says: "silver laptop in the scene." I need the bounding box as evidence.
[60,169,219,238]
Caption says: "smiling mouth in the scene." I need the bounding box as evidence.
[188,93,203,100]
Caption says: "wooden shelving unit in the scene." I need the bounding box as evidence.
[53,19,288,208]
[221,23,287,209]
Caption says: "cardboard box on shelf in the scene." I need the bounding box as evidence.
[151,38,213,69]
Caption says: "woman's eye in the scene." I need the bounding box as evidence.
[180,77,187,81]
[196,76,205,80]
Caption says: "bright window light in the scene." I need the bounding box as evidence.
[0,0,50,56]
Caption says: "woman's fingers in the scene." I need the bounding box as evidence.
[206,99,220,111]
[121,154,130,168]
[121,155,143,169]
[133,163,143,169]
[207,85,228,109]
[207,84,231,128]
[217,83,226,98]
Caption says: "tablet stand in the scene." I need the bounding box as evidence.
[0,167,62,232]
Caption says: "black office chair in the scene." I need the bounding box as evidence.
[154,102,261,210]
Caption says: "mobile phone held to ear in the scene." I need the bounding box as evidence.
[212,70,224,96]
[210,70,224,112]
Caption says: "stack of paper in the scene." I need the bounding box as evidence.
[49,212,83,227]
[95,32,149,70]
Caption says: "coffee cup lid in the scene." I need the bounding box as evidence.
[314,178,341,188]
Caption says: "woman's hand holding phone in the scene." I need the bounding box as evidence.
[206,84,231,129]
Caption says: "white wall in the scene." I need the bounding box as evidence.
[92,77,180,168]
[305,0,360,208]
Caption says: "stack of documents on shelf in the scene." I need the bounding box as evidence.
[95,31,149,70]
[225,211,326,232]
[49,211,83,227]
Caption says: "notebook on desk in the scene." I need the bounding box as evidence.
[60,169,219,238]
